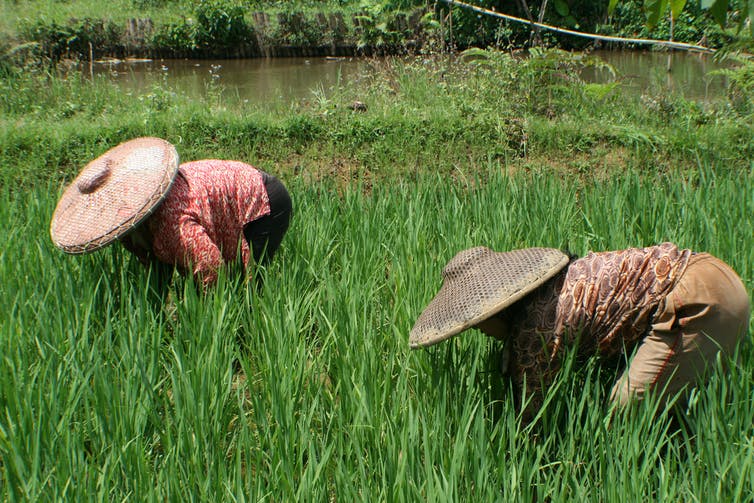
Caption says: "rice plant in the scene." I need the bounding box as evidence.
[1,158,752,500]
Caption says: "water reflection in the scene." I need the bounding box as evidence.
[96,57,373,105]
[94,51,729,106]
[585,50,727,101]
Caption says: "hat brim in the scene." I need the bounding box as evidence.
[50,137,179,254]
[409,248,569,349]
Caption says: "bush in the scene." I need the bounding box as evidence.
[194,0,253,49]
[353,3,413,49]
[152,19,198,52]
[275,11,325,47]
[711,54,754,116]
[152,0,254,55]
[19,18,122,61]
[604,1,732,48]
[0,44,15,78]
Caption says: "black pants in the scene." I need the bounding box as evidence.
[243,172,292,264]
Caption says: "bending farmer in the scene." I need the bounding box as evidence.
[51,137,291,287]
[410,243,750,414]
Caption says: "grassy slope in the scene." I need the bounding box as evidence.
[1,55,753,499]
[0,0,363,46]
[0,0,354,27]
[0,0,735,51]
[2,55,752,188]
[2,0,197,39]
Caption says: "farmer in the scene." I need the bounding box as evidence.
[409,243,750,415]
[50,137,291,287]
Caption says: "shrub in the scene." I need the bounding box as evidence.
[152,0,254,55]
[0,38,15,77]
[194,0,253,49]
[710,54,754,117]
[19,18,122,61]
[152,18,199,52]
[275,11,324,47]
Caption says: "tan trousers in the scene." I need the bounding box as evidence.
[610,253,751,407]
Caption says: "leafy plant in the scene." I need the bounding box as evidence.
[275,11,324,47]
[460,47,616,116]
[152,17,198,52]
[19,18,122,62]
[152,0,254,54]
[354,2,408,49]
[609,0,754,36]
[709,53,754,115]
[194,0,252,49]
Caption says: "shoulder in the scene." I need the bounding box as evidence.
[180,159,259,174]
[150,171,192,225]
[566,242,690,282]
[179,160,263,184]
[577,242,686,261]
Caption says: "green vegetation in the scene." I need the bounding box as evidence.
[1,50,753,499]
[2,51,753,188]
[2,0,434,60]
[610,0,754,37]
[1,0,751,61]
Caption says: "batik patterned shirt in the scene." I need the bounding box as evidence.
[146,160,270,286]
[505,242,692,411]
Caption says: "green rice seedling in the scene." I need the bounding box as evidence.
[0,172,744,497]
[1,84,753,501]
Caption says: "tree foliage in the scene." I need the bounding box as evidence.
[609,0,754,36]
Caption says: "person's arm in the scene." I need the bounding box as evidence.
[510,352,561,423]
[120,234,145,263]
[173,217,224,287]
[119,225,154,266]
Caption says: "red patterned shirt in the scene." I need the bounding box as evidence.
[504,242,692,412]
[146,160,270,286]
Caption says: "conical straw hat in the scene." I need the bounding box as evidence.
[409,247,570,349]
[50,137,179,254]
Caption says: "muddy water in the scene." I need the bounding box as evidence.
[93,50,729,107]
[94,56,375,106]
[584,50,728,100]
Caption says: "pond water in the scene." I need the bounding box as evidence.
[583,50,728,100]
[93,50,729,107]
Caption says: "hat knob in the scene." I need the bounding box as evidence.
[443,246,490,278]
[77,160,112,194]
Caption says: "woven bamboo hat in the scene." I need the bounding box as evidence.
[409,247,570,349]
[50,137,179,254]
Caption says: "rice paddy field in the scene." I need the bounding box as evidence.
[1,53,753,500]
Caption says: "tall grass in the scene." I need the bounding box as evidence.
[1,55,752,190]
[1,159,752,500]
